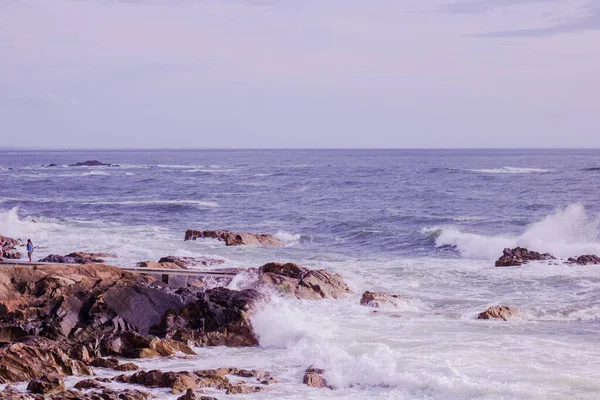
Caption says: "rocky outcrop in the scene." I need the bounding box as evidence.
[303,366,330,388]
[567,255,600,265]
[150,287,263,347]
[118,368,266,395]
[360,291,405,308]
[27,375,66,395]
[158,255,225,268]
[257,262,353,300]
[495,247,555,267]
[0,235,20,250]
[185,229,285,247]
[38,252,113,264]
[0,338,92,383]
[69,160,118,167]
[477,306,521,321]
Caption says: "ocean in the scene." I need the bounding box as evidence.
[1,148,600,399]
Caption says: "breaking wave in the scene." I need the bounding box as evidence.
[469,167,553,174]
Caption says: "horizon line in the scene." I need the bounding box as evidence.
[1,147,600,151]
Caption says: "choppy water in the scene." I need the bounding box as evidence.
[1,149,600,399]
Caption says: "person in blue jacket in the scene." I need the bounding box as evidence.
[26,239,34,262]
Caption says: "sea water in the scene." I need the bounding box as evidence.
[1,149,599,399]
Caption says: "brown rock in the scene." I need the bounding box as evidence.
[478,306,521,321]
[360,291,405,308]
[257,262,353,300]
[48,389,149,400]
[38,252,112,264]
[74,378,107,390]
[158,256,225,268]
[495,247,555,267]
[185,230,285,247]
[118,370,200,394]
[114,362,140,372]
[27,375,66,394]
[566,255,600,265]
[303,366,330,389]
[90,357,120,369]
[176,388,218,400]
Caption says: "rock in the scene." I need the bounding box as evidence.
[47,163,58,167]
[477,306,521,321]
[118,370,200,394]
[566,255,600,265]
[48,389,149,400]
[69,160,118,167]
[114,362,140,371]
[38,252,112,264]
[0,235,20,251]
[150,287,263,347]
[0,338,92,383]
[176,389,219,400]
[257,262,353,300]
[495,247,555,267]
[89,357,120,369]
[303,366,329,388]
[2,251,21,260]
[26,375,66,394]
[158,256,225,268]
[360,291,405,308]
[184,229,285,247]
[73,378,107,390]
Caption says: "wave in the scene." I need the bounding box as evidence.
[89,200,219,207]
[426,204,600,259]
[583,167,600,172]
[469,167,553,174]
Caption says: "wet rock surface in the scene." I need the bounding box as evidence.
[360,291,405,308]
[257,262,353,300]
[185,229,285,247]
[478,306,521,321]
[27,375,66,395]
[495,247,555,267]
[158,255,225,268]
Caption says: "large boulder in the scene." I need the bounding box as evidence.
[477,306,521,321]
[184,230,285,247]
[360,291,405,308]
[566,255,600,265]
[257,262,353,300]
[495,247,555,267]
[26,375,66,395]
[0,235,20,250]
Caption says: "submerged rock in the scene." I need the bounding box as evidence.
[303,366,330,389]
[495,247,555,267]
[184,229,285,247]
[360,291,405,308]
[257,262,353,300]
[477,306,521,321]
[566,255,600,265]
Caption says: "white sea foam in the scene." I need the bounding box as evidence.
[469,167,553,174]
[274,230,302,245]
[427,204,600,259]
[89,200,219,207]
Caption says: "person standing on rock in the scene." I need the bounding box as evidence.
[26,239,34,263]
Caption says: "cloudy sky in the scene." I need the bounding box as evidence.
[1,0,599,148]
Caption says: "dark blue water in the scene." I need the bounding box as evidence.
[1,149,599,258]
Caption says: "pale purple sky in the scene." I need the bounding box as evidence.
[1,0,599,148]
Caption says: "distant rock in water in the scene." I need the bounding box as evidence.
[478,306,521,321]
[38,252,114,264]
[303,366,330,389]
[495,247,555,267]
[69,160,118,167]
[184,229,285,247]
[360,291,405,308]
[257,262,353,300]
[566,255,600,265]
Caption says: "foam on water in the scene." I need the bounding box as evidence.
[428,204,600,259]
[469,167,553,174]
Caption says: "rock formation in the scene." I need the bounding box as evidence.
[158,255,225,267]
[360,291,405,308]
[495,247,555,267]
[566,255,600,265]
[185,229,285,247]
[477,306,521,321]
[303,366,330,388]
[257,262,353,300]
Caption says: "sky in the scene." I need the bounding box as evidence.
[0,0,599,149]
